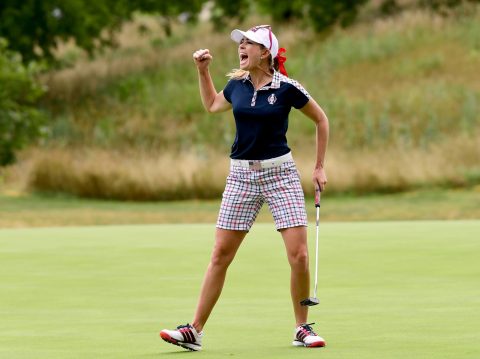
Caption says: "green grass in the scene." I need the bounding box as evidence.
[1,221,479,358]
[1,188,480,227]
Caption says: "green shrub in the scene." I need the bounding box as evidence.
[0,38,46,166]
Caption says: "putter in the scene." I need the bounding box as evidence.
[300,188,321,306]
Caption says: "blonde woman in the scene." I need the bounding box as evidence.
[160,25,329,351]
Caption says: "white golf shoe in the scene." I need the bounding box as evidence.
[160,323,203,351]
[292,322,326,348]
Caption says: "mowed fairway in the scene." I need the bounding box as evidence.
[0,221,479,359]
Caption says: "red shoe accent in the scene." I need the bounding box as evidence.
[160,331,178,345]
[307,340,326,348]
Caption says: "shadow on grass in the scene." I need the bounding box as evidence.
[140,351,196,356]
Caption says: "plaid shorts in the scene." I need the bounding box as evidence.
[216,159,308,231]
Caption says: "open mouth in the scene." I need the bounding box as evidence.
[239,53,248,65]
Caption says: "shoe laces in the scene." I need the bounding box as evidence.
[299,322,317,336]
[177,323,193,331]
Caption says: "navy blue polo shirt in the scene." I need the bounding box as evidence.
[223,70,311,160]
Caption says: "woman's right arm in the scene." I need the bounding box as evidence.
[193,49,231,113]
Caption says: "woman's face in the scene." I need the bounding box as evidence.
[238,37,266,70]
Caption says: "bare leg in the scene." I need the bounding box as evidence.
[280,226,310,326]
[191,228,247,332]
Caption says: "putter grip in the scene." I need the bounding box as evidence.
[315,189,321,208]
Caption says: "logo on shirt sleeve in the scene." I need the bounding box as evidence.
[267,93,277,105]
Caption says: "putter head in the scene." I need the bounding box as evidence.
[300,297,319,306]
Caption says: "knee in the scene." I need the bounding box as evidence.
[289,249,309,271]
[210,246,235,268]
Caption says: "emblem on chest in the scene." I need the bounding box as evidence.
[267,93,277,105]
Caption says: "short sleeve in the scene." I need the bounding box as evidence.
[287,81,311,109]
[223,80,235,103]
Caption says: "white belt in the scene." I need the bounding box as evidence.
[231,152,293,170]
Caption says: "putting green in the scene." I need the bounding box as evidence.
[1,221,479,358]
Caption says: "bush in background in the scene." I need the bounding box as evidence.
[0,38,46,166]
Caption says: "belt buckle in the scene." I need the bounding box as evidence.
[248,160,262,170]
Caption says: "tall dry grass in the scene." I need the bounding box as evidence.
[27,148,229,200]
[26,134,479,200]
[307,136,480,194]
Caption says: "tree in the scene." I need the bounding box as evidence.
[214,0,368,32]
[210,0,250,30]
[0,0,204,64]
[0,38,46,166]
[419,0,480,14]
[255,0,307,22]
[305,0,369,32]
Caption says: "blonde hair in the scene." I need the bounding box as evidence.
[226,69,249,79]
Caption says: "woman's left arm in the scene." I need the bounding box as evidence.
[299,98,329,192]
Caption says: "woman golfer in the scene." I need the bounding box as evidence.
[160,25,329,351]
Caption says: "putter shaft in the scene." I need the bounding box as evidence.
[301,190,321,306]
